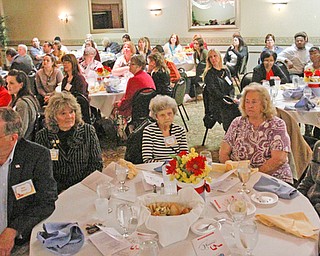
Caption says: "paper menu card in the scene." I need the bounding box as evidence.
[142,171,163,187]
[81,171,113,192]
[209,193,250,212]
[192,230,231,256]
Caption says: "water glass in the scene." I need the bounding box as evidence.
[292,75,299,88]
[139,240,159,256]
[116,204,139,238]
[303,86,313,99]
[97,182,113,213]
[229,198,247,224]
[269,86,278,103]
[239,220,259,256]
[95,198,109,220]
[200,150,212,166]
[116,164,129,192]
[237,161,251,194]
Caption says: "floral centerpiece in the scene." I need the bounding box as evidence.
[304,68,320,83]
[96,66,112,79]
[166,148,211,196]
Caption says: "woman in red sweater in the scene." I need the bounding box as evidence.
[0,76,11,107]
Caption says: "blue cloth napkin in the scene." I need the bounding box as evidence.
[282,88,303,100]
[154,160,170,172]
[253,176,298,199]
[106,85,121,93]
[294,96,316,111]
[37,222,84,255]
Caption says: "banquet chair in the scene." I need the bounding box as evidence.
[239,71,254,92]
[172,78,189,132]
[275,60,291,83]
[129,87,157,130]
[28,69,38,96]
[74,92,92,124]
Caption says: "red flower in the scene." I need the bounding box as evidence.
[166,159,178,175]
[104,66,112,72]
[178,151,188,157]
[304,70,313,77]
[96,67,103,73]
[314,70,320,76]
[185,156,206,176]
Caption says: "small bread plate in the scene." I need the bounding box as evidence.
[251,192,278,208]
[227,201,256,217]
[191,218,222,236]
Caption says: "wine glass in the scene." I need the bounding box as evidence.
[96,182,113,213]
[239,220,259,256]
[237,161,251,194]
[269,86,278,103]
[228,198,247,224]
[116,204,138,238]
[116,164,129,192]
[200,150,212,166]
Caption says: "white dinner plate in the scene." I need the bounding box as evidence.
[251,192,279,208]
[191,218,222,236]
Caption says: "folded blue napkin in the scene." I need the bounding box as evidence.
[282,88,303,100]
[294,96,316,111]
[37,222,84,255]
[253,176,298,199]
[106,86,121,93]
[154,160,170,172]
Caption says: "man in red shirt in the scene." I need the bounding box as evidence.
[116,54,155,117]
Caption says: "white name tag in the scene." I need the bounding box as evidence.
[50,148,59,161]
[12,179,36,200]
[65,83,72,91]
[164,135,177,147]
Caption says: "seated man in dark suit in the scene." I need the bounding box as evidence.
[0,107,57,255]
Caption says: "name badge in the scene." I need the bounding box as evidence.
[164,135,177,147]
[65,83,72,91]
[225,76,232,85]
[50,148,59,161]
[12,179,36,200]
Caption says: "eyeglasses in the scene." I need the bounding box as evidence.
[129,63,137,66]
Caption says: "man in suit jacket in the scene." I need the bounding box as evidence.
[0,107,57,255]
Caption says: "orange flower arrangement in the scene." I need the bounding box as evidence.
[96,66,112,77]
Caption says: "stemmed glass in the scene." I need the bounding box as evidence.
[229,198,247,224]
[200,150,212,166]
[116,164,129,192]
[237,161,251,194]
[239,220,259,256]
[303,86,313,99]
[269,86,278,103]
[96,182,113,213]
[116,204,139,238]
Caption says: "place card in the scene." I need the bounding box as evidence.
[142,171,163,187]
[209,193,250,212]
[81,171,113,192]
[192,230,231,256]
[89,230,131,256]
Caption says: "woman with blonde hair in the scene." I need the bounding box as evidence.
[112,41,136,77]
[138,37,151,61]
[202,49,237,132]
[147,52,171,95]
[219,83,292,183]
[35,91,103,193]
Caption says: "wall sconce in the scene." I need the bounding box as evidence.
[272,2,288,11]
[58,13,69,23]
[150,9,162,16]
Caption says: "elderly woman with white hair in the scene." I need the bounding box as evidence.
[79,46,103,79]
[102,37,121,54]
[142,95,188,163]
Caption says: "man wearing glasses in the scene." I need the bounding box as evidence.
[0,107,57,255]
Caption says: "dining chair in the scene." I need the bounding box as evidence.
[239,71,254,92]
[172,78,189,132]
[74,92,92,124]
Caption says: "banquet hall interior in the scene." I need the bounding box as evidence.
[2,0,320,255]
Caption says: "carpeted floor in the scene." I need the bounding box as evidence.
[101,98,225,166]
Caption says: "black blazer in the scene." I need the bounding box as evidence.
[252,63,288,84]
[7,138,57,244]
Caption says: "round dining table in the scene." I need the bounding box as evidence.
[29,162,319,256]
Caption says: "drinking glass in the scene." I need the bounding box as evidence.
[303,86,313,99]
[97,182,113,213]
[237,161,251,194]
[239,220,259,256]
[200,150,212,166]
[116,164,129,192]
[228,198,247,224]
[269,86,278,103]
[116,204,138,238]
[139,240,159,256]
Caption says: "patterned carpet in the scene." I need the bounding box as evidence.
[101,98,225,166]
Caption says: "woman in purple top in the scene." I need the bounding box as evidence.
[219,82,293,184]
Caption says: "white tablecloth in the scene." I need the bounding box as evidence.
[89,91,124,117]
[275,89,320,128]
[29,164,319,256]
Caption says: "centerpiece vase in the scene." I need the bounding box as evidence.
[176,179,210,200]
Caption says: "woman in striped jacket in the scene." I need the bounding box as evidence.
[142,95,188,163]
[35,92,103,193]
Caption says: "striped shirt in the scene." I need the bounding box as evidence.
[35,123,103,192]
[142,122,188,163]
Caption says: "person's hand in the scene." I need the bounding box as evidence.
[0,228,16,256]
[285,59,293,69]
[44,95,51,103]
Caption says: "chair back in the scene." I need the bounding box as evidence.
[275,61,291,82]
[239,52,249,75]
[131,87,157,124]
[178,67,188,82]
[74,92,91,124]
[172,78,186,106]
[240,71,253,92]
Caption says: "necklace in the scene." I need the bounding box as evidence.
[44,68,54,84]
